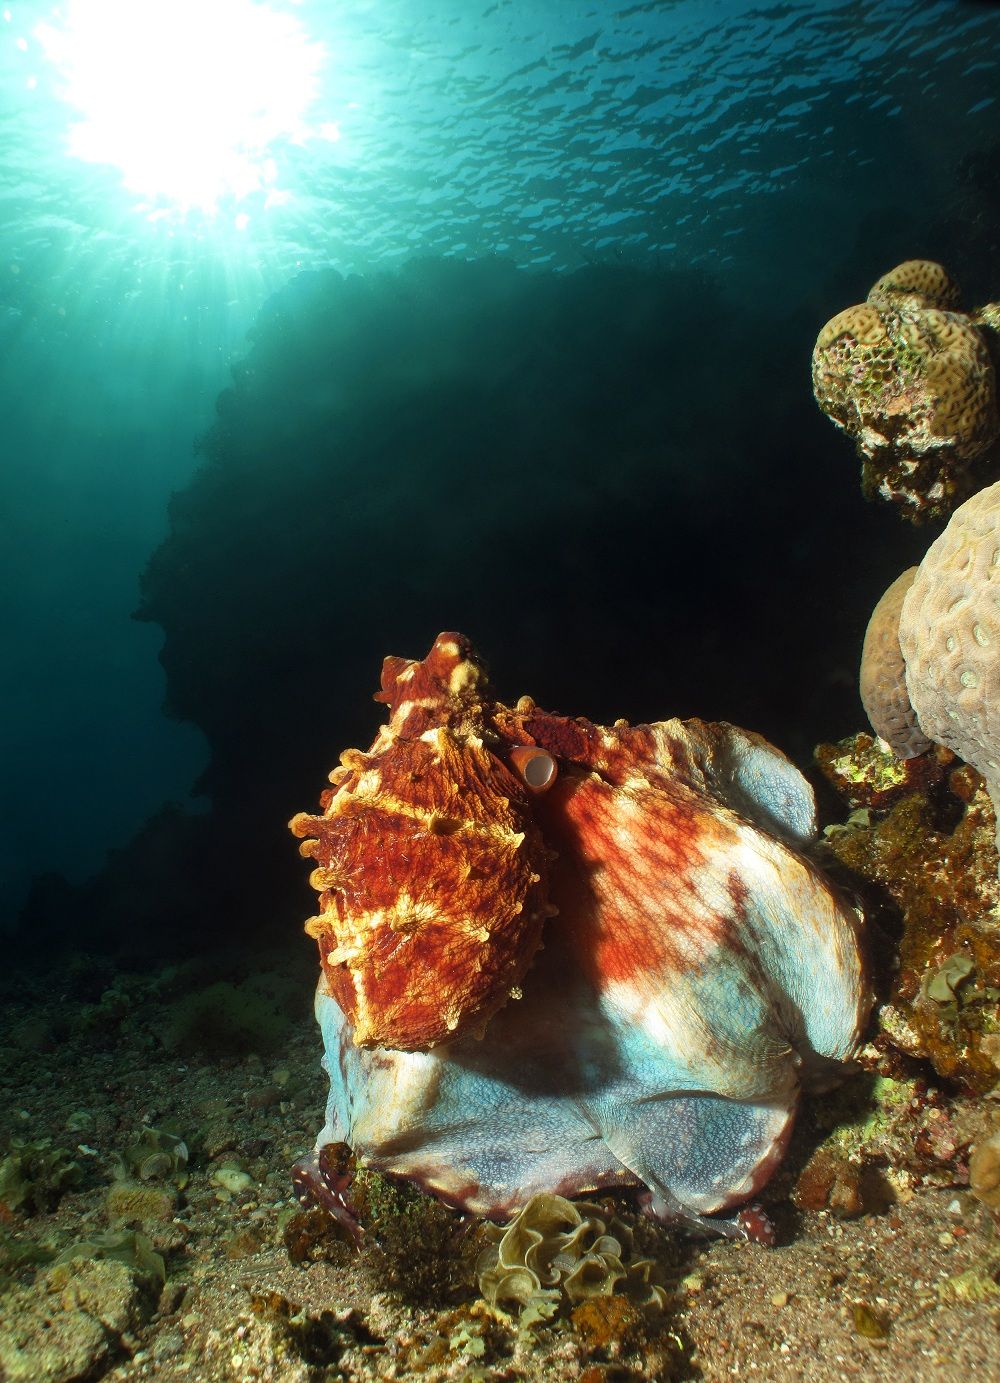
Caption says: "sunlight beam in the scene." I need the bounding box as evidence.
[35,0,325,216]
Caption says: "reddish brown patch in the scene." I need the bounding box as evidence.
[373,631,487,740]
[571,1295,645,1353]
[510,708,605,764]
[294,638,551,1050]
[540,771,733,988]
[734,1204,776,1245]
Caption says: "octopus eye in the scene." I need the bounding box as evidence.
[509,745,558,794]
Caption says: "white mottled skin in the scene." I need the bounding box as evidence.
[312,721,867,1234]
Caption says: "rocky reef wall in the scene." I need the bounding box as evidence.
[20,258,925,955]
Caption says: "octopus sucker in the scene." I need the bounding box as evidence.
[294,632,869,1238]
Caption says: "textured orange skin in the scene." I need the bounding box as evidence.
[291,633,552,1050]
[291,635,837,1054]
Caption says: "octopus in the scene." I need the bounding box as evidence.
[289,633,869,1242]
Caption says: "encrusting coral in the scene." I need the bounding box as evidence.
[812,260,1000,520]
[816,733,1000,1093]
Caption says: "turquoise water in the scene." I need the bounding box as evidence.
[1,0,998,928]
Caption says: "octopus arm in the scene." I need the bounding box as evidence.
[593,1088,796,1216]
[666,719,818,848]
[720,822,869,1076]
[314,962,642,1219]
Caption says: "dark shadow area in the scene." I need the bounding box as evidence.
[17,236,988,958]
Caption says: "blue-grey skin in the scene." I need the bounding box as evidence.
[307,719,868,1239]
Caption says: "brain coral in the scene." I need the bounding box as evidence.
[812,262,1000,521]
[868,259,961,312]
[898,479,1000,848]
[859,566,932,759]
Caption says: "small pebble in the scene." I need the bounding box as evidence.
[212,1166,254,1194]
[247,1086,281,1110]
[153,1328,185,1361]
[770,1291,790,1307]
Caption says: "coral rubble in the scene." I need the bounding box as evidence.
[817,732,1000,1093]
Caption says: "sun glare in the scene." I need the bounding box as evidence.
[34,0,326,216]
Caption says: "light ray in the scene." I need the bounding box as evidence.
[34,0,326,216]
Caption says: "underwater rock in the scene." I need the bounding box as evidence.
[818,733,1000,1093]
[969,1128,1000,1213]
[47,256,905,963]
[815,732,954,813]
[812,260,1000,521]
[0,1257,152,1383]
[791,1148,869,1218]
[0,1139,82,1217]
[293,632,869,1237]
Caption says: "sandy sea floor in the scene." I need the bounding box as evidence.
[0,944,997,1383]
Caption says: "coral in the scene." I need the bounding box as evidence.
[298,633,868,1236]
[858,568,932,757]
[0,1139,82,1217]
[819,735,1000,1093]
[54,1230,166,1286]
[476,1193,665,1317]
[868,259,962,312]
[812,262,1000,520]
[973,302,1000,376]
[104,1181,178,1225]
[118,1125,189,1187]
[898,478,1000,853]
[815,732,953,811]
